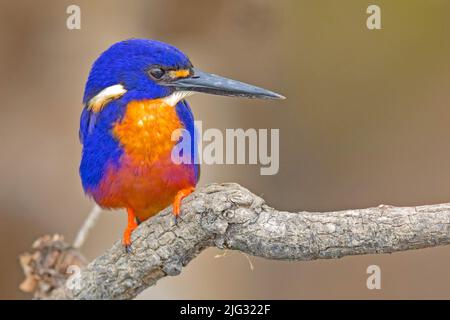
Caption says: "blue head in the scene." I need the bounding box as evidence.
[83,39,194,104]
[83,38,284,107]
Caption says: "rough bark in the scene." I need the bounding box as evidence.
[20,183,450,299]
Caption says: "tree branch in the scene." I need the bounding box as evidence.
[20,183,450,299]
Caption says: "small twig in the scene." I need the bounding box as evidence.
[241,252,255,271]
[73,205,102,249]
[215,250,254,270]
[214,250,229,258]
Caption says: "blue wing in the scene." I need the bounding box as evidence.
[175,100,200,183]
[79,107,98,145]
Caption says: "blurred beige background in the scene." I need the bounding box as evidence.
[2,0,450,299]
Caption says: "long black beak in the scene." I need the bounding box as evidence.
[164,68,285,100]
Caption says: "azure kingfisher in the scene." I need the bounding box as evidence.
[79,39,284,252]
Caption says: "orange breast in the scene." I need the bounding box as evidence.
[93,99,196,221]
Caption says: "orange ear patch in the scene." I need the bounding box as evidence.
[169,69,191,79]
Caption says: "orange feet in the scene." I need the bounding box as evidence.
[173,186,195,218]
[123,208,138,253]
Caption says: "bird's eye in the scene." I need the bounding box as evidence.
[148,67,165,80]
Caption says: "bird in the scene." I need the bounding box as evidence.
[79,39,284,252]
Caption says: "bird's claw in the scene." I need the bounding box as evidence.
[171,186,194,225]
[125,244,133,254]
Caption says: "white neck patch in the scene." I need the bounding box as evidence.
[88,84,127,112]
[87,86,193,111]
[162,91,194,107]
